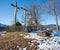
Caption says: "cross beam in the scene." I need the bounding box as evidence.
[11,2,20,26]
[21,7,28,11]
[11,2,20,9]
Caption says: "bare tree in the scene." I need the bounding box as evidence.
[45,0,60,31]
[21,7,28,26]
[26,3,43,30]
[29,4,40,26]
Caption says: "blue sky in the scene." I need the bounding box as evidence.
[0,0,60,25]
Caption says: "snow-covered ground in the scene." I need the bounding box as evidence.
[0,30,60,50]
[52,31,60,37]
[23,31,60,50]
[31,30,42,34]
[0,31,6,36]
[0,31,6,34]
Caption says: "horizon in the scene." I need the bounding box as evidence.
[0,0,60,25]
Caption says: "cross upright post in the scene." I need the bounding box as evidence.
[21,7,28,27]
[11,2,20,26]
[28,12,32,26]
[24,8,26,27]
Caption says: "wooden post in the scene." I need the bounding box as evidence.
[21,7,28,27]
[11,2,20,26]
[24,9,26,26]
[28,13,32,26]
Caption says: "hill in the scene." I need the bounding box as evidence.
[0,32,60,50]
[0,23,7,31]
[42,24,60,30]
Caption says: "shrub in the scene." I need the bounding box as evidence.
[12,21,22,26]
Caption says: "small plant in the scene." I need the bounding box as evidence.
[12,21,22,26]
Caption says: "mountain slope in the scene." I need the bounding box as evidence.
[0,23,7,31]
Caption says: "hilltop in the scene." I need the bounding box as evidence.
[0,32,60,50]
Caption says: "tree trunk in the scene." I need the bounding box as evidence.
[24,10,26,26]
[55,15,59,32]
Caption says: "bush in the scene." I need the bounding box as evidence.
[42,30,52,36]
[12,21,22,26]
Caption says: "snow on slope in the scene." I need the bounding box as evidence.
[52,31,60,37]
[24,32,60,50]
[31,30,42,34]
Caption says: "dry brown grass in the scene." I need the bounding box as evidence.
[37,33,46,37]
[37,33,52,41]
[0,32,38,50]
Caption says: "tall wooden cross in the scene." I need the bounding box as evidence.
[11,2,20,26]
[21,7,28,26]
[28,12,32,26]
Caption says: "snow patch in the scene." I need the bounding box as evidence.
[24,32,60,50]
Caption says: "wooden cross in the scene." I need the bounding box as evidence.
[21,7,28,26]
[28,12,32,26]
[11,2,20,26]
